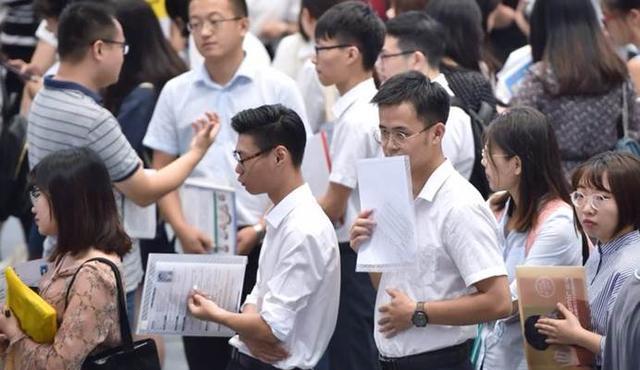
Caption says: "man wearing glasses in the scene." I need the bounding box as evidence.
[312,2,385,370]
[142,0,308,368]
[375,11,476,182]
[26,0,220,346]
[350,71,511,370]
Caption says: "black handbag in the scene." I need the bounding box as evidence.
[65,257,161,370]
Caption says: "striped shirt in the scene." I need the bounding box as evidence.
[28,76,142,292]
[585,230,640,361]
[28,76,139,180]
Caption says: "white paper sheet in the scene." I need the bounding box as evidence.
[114,169,157,239]
[356,156,418,272]
[301,131,331,197]
[136,253,247,337]
[176,179,237,255]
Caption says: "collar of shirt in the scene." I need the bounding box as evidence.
[598,230,640,256]
[416,160,455,202]
[265,183,313,229]
[431,73,455,97]
[194,54,257,90]
[43,75,102,104]
[332,78,376,120]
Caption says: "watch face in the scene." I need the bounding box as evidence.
[412,311,428,327]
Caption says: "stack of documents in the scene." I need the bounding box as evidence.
[5,267,56,343]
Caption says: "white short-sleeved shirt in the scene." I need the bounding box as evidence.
[229,184,340,369]
[246,0,300,38]
[328,78,382,242]
[432,74,475,180]
[375,160,507,357]
[143,57,310,226]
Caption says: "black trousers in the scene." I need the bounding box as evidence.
[327,243,380,370]
[183,241,262,370]
[379,340,473,370]
[224,348,308,370]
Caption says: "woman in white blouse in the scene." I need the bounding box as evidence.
[475,107,583,370]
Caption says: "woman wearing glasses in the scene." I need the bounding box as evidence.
[475,107,583,370]
[535,151,640,367]
[0,147,131,369]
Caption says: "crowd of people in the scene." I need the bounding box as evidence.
[0,0,639,370]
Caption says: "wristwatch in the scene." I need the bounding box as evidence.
[411,301,428,327]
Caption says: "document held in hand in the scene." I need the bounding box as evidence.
[516,266,595,370]
[356,155,418,272]
[176,178,238,255]
[137,253,247,337]
[5,267,57,343]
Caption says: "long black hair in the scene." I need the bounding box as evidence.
[104,0,187,114]
[529,0,627,95]
[485,107,571,232]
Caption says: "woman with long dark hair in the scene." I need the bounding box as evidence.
[0,148,130,369]
[104,0,187,158]
[476,107,582,370]
[512,0,640,175]
[425,0,497,116]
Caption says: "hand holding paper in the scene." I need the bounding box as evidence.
[349,209,376,252]
[187,292,224,322]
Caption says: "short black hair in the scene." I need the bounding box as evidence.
[187,0,248,17]
[302,0,344,19]
[372,70,450,127]
[34,0,113,19]
[385,11,445,69]
[231,104,307,167]
[315,1,385,71]
[57,2,118,62]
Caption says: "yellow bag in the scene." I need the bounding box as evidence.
[5,267,57,343]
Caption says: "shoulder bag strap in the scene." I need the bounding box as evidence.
[524,200,571,256]
[64,257,134,350]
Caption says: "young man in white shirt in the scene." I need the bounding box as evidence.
[188,104,340,370]
[142,0,309,368]
[375,11,476,180]
[312,2,385,369]
[350,71,511,370]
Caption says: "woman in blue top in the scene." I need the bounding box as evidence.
[476,107,583,370]
[535,152,640,368]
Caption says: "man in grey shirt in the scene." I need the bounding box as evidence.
[603,269,640,370]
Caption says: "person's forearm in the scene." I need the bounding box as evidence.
[574,329,603,354]
[157,190,188,231]
[369,273,381,290]
[142,150,202,203]
[425,290,511,325]
[217,311,280,344]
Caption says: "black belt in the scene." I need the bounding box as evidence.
[379,340,473,370]
[230,348,309,370]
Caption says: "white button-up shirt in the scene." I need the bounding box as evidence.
[229,184,340,369]
[143,57,309,226]
[329,78,382,242]
[375,160,507,357]
[433,74,475,180]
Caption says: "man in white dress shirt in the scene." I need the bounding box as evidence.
[375,11,476,181]
[350,71,511,370]
[312,2,385,369]
[188,104,340,370]
[142,0,309,368]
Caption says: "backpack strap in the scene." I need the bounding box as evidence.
[524,199,572,256]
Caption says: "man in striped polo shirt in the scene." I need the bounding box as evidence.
[26,2,219,313]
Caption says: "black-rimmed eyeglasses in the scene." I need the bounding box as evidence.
[232,148,273,166]
[101,39,130,55]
